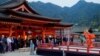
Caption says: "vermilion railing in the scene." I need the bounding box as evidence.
[37,42,100,54]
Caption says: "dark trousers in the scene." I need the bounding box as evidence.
[0,44,4,53]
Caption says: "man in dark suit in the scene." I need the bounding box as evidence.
[0,35,7,53]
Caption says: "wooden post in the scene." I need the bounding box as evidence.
[9,25,13,37]
[42,27,45,43]
[54,30,56,38]
[87,47,90,54]
[99,51,100,54]
[62,29,64,45]
[59,29,62,45]
[66,28,71,51]
[22,31,26,40]
[76,49,79,52]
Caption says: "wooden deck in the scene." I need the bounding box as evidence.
[37,45,100,56]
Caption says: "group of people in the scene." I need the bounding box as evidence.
[0,35,69,53]
[0,35,33,53]
[0,28,95,54]
[0,35,25,53]
[0,35,42,54]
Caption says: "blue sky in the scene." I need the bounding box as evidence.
[27,0,100,7]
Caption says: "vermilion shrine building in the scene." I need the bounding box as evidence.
[0,0,73,40]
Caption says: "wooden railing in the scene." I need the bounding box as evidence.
[38,43,100,54]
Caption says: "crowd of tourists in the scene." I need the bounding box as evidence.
[0,35,25,53]
[0,35,74,54]
[0,35,38,53]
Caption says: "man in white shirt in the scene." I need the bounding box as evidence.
[7,36,12,51]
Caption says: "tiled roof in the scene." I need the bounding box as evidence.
[0,12,22,23]
[72,26,90,33]
[0,0,11,5]
[0,0,25,9]
[0,0,73,27]
[0,0,61,22]
[94,32,100,35]
[7,10,61,22]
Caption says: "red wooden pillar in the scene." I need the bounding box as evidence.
[42,27,46,43]
[9,25,13,37]
[54,30,56,38]
[22,31,26,40]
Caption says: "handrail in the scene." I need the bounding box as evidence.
[58,47,100,54]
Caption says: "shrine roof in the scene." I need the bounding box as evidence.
[0,0,39,15]
[0,12,22,23]
[72,26,90,33]
[0,0,73,28]
[0,0,25,9]
[44,22,73,27]
[5,10,61,22]
[0,0,61,22]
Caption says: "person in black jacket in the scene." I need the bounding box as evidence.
[0,37,3,53]
[32,37,37,50]
[0,35,7,53]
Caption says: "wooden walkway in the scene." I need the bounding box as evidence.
[38,46,100,54]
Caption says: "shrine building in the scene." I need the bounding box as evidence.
[0,0,73,40]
